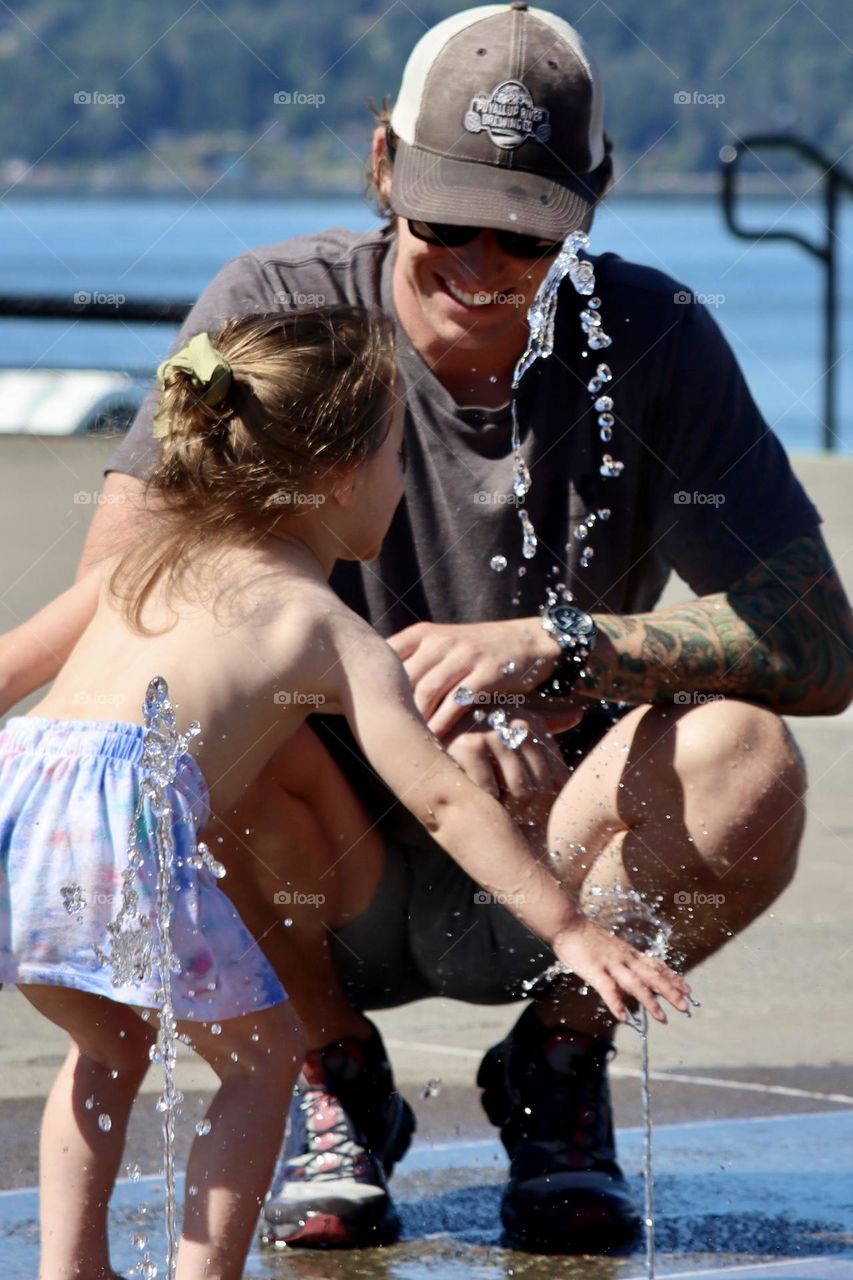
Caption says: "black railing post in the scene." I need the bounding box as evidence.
[720,134,852,451]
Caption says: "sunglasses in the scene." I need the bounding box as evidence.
[405,218,563,260]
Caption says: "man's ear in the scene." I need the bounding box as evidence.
[371,124,392,203]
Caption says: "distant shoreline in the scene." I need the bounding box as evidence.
[0,175,825,202]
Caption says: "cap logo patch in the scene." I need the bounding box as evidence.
[463,79,551,150]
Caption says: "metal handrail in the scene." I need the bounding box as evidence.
[720,134,852,451]
[0,296,191,323]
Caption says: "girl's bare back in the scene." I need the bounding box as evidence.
[29,539,352,816]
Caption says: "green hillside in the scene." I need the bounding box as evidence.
[0,1,849,193]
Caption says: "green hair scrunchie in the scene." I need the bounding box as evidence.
[153,332,233,438]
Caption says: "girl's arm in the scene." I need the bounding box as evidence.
[0,570,102,717]
[330,616,690,1024]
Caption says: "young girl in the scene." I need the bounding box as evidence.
[0,306,690,1280]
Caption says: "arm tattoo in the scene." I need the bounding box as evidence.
[580,531,853,714]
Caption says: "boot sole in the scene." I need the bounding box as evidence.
[259,1199,401,1250]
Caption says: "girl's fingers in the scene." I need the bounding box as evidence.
[615,964,668,1023]
[594,971,628,1024]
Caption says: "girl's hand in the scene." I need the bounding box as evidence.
[551,916,692,1025]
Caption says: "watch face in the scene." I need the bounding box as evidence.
[548,604,596,642]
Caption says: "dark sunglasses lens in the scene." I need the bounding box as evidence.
[496,231,562,258]
[407,219,561,257]
[408,220,478,247]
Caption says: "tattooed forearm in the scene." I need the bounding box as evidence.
[580,531,853,715]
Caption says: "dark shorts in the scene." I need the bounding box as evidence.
[312,705,627,1011]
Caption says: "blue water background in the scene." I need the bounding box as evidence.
[0,195,849,453]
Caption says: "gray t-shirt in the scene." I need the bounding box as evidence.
[108,226,820,633]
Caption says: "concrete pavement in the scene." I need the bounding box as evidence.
[0,437,851,1275]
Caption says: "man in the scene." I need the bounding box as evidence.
[18,0,853,1256]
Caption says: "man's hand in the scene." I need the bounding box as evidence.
[441,705,580,827]
[388,618,563,737]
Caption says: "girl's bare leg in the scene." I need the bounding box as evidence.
[174,1002,304,1280]
[17,984,155,1280]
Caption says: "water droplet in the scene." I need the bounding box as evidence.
[596,363,612,382]
[250,1031,260,1042]
[501,660,517,675]
[85,1095,95,1110]
[512,454,531,499]
[599,454,624,478]
[489,554,508,572]
[588,330,613,350]
[210,1023,222,1036]
[573,523,589,540]
[132,1232,148,1250]
[60,884,86,915]
[421,1077,442,1098]
[594,396,614,413]
[453,686,475,706]
[195,1118,212,1136]
[587,375,603,394]
[283,917,293,928]
[597,507,611,520]
[188,1184,199,1197]
[518,509,538,559]
[98,1113,112,1132]
[599,424,613,442]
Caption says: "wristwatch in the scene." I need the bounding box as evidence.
[540,586,598,689]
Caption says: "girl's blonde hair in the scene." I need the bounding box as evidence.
[112,306,396,631]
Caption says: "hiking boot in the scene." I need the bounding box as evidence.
[477,1004,640,1252]
[259,1020,415,1249]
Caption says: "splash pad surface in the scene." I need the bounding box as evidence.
[2,1110,851,1279]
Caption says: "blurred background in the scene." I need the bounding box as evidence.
[0,0,850,450]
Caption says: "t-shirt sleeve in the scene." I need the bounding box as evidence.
[649,296,821,595]
[105,252,282,480]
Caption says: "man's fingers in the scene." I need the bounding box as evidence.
[445,738,500,798]
[537,703,586,734]
[429,690,472,738]
[411,658,474,721]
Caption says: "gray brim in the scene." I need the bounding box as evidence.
[389,139,596,240]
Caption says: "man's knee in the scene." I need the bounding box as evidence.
[672,698,805,881]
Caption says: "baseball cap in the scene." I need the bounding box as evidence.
[388,3,608,241]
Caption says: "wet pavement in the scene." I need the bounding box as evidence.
[2,1111,852,1279]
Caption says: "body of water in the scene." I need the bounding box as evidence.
[0,195,849,453]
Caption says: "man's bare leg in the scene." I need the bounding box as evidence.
[540,697,805,1030]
